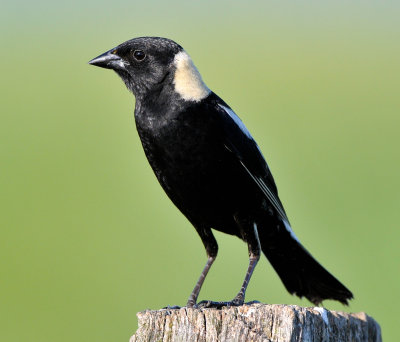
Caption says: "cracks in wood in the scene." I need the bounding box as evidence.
[130,303,381,342]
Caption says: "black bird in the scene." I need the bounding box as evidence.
[89,37,353,307]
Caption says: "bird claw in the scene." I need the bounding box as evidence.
[194,299,259,309]
[171,299,260,310]
[162,305,181,310]
[197,300,233,309]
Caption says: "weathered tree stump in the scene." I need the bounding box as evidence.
[129,303,381,342]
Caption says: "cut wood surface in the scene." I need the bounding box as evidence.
[130,303,381,342]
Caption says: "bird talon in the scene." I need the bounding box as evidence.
[245,300,261,305]
[196,300,244,309]
[162,305,181,310]
[231,297,244,306]
[186,301,197,309]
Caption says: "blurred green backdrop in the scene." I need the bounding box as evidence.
[1,0,399,341]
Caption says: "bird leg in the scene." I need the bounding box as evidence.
[186,256,216,307]
[186,227,218,308]
[231,251,260,305]
[197,220,261,308]
[232,220,261,304]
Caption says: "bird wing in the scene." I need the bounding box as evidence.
[216,102,290,223]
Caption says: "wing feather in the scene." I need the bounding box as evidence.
[217,103,289,223]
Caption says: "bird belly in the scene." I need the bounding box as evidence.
[141,132,258,233]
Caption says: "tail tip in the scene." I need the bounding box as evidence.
[307,290,354,306]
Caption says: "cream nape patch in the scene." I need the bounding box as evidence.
[173,51,211,102]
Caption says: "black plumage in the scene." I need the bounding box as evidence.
[89,37,353,307]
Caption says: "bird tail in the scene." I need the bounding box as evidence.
[257,218,353,305]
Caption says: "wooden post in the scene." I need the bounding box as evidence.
[130,303,381,342]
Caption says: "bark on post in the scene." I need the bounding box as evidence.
[130,303,381,342]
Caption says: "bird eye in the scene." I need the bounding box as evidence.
[133,50,146,61]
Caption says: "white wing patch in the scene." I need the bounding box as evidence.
[218,104,252,139]
[173,51,210,102]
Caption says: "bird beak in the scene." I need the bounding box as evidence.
[88,49,126,71]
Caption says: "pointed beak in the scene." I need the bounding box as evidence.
[88,49,126,70]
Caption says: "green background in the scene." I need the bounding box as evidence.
[1,1,399,341]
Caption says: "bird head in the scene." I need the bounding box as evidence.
[89,37,210,103]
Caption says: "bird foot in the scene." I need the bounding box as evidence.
[162,305,182,310]
[197,300,235,309]
[194,299,260,309]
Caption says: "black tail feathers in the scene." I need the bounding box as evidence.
[258,220,353,306]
